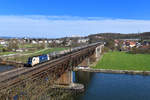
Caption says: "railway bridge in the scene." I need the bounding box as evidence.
[0,42,104,99]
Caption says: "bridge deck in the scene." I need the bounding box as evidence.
[0,43,101,90]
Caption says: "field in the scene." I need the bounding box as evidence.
[29,48,67,56]
[95,51,150,71]
[6,47,67,63]
[0,52,16,55]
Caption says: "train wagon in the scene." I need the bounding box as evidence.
[39,54,49,63]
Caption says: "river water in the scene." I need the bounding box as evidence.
[0,65,14,72]
[72,71,150,100]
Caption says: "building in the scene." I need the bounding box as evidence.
[78,38,89,43]
[0,39,8,46]
[129,41,136,48]
[32,40,38,44]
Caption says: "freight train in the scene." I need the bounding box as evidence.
[27,50,69,67]
[26,42,100,67]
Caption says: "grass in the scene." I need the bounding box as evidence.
[7,47,67,63]
[19,44,39,48]
[95,51,150,71]
[0,52,16,55]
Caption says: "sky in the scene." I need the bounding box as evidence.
[0,0,150,38]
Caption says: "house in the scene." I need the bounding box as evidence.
[55,39,63,44]
[142,41,150,46]
[136,42,142,48]
[16,49,23,52]
[32,40,38,44]
[78,38,89,43]
[129,41,136,48]
[0,40,6,45]
[0,40,8,46]
[95,36,103,39]
[48,40,53,43]
[66,40,72,46]
[114,40,119,46]
[39,40,44,44]
[44,40,48,44]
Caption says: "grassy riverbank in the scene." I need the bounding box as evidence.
[94,51,150,71]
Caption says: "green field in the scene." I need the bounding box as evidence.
[0,52,16,55]
[95,51,150,71]
[7,48,67,63]
[18,44,39,48]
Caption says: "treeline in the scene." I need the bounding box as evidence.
[128,47,150,54]
[88,32,150,40]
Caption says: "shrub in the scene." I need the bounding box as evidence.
[128,47,150,54]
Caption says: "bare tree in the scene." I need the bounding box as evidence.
[8,39,19,51]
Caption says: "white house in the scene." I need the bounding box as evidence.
[39,40,44,44]
[78,38,89,43]
[48,40,53,43]
[32,40,38,44]
[0,40,8,46]
[66,40,72,46]
[55,40,63,44]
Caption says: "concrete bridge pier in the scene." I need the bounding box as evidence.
[79,44,104,67]
[79,57,90,67]
[95,44,104,61]
[54,70,73,85]
[53,70,84,92]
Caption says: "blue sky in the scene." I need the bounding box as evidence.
[0,0,150,38]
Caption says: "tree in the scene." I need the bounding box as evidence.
[105,39,115,51]
[62,38,67,47]
[8,39,19,51]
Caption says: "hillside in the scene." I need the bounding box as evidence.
[88,32,150,40]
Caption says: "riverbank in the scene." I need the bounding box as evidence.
[74,68,150,75]
[95,51,150,71]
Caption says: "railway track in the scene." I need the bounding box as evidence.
[0,43,100,91]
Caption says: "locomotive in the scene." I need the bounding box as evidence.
[27,54,50,66]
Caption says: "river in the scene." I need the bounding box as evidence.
[73,71,150,100]
[0,65,14,72]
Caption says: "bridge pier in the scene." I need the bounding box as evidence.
[54,70,73,85]
[79,44,104,67]
[95,44,104,61]
[53,70,84,92]
[79,57,90,67]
